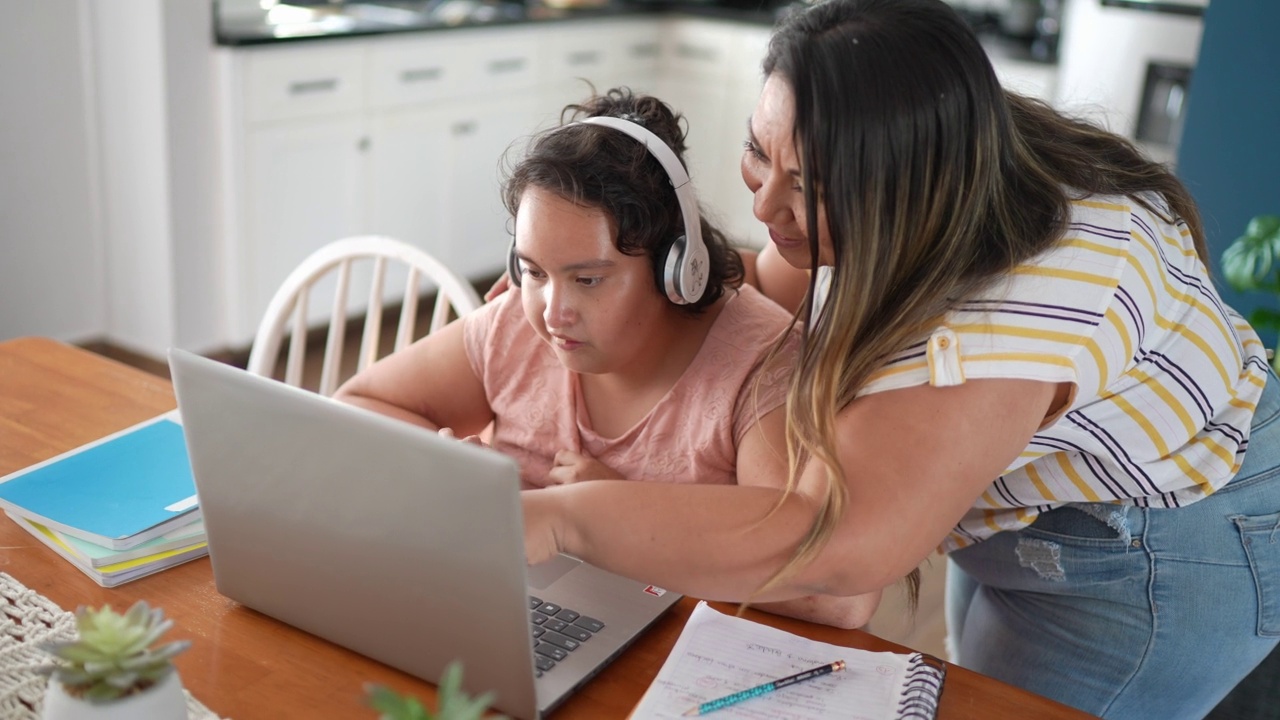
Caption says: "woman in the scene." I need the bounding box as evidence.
[520,2,1280,717]
[335,88,880,629]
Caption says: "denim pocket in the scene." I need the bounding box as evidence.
[1233,512,1280,636]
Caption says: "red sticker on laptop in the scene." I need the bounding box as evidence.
[643,585,667,597]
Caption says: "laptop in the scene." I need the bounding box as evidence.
[167,349,681,719]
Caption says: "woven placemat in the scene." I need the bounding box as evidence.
[0,572,226,720]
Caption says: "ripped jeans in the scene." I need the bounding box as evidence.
[946,368,1280,720]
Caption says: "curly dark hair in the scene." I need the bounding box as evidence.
[502,87,744,313]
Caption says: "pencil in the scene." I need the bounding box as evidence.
[682,659,847,716]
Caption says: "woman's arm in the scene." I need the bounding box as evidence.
[739,243,812,314]
[735,406,883,629]
[522,377,1060,601]
[333,318,493,436]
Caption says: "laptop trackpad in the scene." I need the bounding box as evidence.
[527,554,581,590]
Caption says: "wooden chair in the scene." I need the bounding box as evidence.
[246,235,483,396]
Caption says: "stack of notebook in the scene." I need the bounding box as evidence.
[0,411,207,587]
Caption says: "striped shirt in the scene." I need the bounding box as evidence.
[859,194,1270,552]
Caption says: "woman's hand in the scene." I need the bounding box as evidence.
[484,272,512,302]
[547,450,625,484]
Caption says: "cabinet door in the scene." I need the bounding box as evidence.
[442,94,542,280]
[240,117,367,341]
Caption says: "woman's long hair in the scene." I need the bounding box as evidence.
[756,0,1205,606]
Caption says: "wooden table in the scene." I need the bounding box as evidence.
[0,337,1095,719]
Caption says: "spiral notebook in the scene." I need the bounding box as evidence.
[631,602,945,719]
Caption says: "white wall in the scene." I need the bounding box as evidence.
[0,1,105,344]
[1055,0,1203,139]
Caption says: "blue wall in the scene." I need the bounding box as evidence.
[1177,1,1280,348]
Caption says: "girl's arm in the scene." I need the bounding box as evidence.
[333,318,494,436]
[522,376,1061,601]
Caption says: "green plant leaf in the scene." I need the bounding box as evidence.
[1222,215,1280,291]
[1248,307,1280,332]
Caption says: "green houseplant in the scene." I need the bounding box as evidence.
[39,600,190,720]
[1221,214,1280,372]
[365,661,504,720]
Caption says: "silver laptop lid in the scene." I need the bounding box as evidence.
[168,349,539,718]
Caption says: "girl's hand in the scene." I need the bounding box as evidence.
[437,427,488,447]
[522,488,566,566]
[547,450,624,484]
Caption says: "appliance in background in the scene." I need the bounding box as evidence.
[1054,0,1206,166]
[944,0,1063,63]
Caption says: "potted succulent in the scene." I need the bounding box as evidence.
[365,661,504,720]
[1221,214,1280,372]
[39,600,191,720]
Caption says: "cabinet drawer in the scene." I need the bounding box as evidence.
[368,34,465,109]
[243,42,366,124]
[544,20,660,91]
[452,27,541,98]
[659,18,735,85]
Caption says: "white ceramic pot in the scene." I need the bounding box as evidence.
[41,671,187,720]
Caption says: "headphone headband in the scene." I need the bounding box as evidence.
[508,114,710,305]
[579,116,709,305]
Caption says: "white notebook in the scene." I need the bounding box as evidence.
[631,602,944,719]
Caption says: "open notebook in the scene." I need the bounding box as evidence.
[631,602,945,719]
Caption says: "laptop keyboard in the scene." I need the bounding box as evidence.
[529,596,605,677]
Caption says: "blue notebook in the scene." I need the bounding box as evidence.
[0,412,200,550]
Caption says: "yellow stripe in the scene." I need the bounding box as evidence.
[1195,434,1238,470]
[1054,454,1103,502]
[949,323,1086,346]
[1131,230,1242,371]
[1110,393,1169,457]
[982,509,1003,535]
[1010,265,1118,287]
[1129,367,1196,438]
[1152,314,1233,389]
[966,352,1076,370]
[1230,397,1258,412]
[1124,248,1160,310]
[1171,453,1214,495]
[980,490,1001,508]
[1015,506,1036,525]
[1105,308,1133,367]
[869,358,929,381]
[1083,336,1109,396]
[1024,463,1058,501]
[1060,237,1129,258]
[1019,449,1049,460]
[1074,199,1129,212]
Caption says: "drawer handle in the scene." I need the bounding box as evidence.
[400,67,443,84]
[487,58,526,75]
[675,44,717,62]
[288,78,339,95]
[630,43,659,58]
[452,120,477,136]
[567,50,601,66]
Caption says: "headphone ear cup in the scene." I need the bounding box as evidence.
[507,240,522,288]
[654,236,681,303]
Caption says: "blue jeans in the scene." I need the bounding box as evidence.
[946,368,1280,719]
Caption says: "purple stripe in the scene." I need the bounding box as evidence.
[1070,221,1131,241]
[1115,287,1146,350]
[1132,213,1236,325]
[1066,411,1162,496]
[957,307,1101,327]
[961,299,1105,319]
[1026,438,1128,499]
[992,476,1023,506]
[1140,351,1211,420]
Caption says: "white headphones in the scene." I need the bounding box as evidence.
[507,115,710,305]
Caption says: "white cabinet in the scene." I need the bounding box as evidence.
[220,31,547,345]
[657,19,771,249]
[216,16,813,349]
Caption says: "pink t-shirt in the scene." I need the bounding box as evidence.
[462,285,797,487]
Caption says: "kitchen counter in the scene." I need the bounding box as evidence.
[214,0,779,46]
